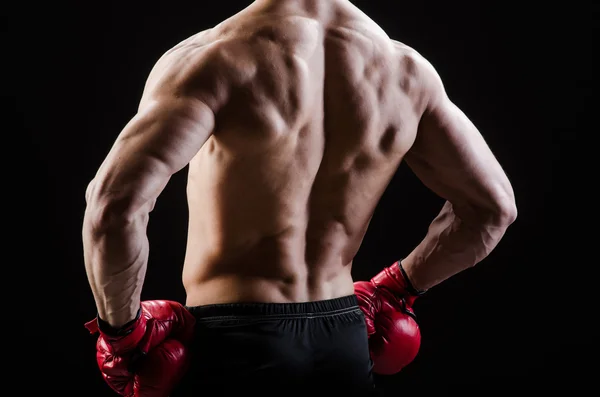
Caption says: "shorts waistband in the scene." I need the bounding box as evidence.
[187,295,359,319]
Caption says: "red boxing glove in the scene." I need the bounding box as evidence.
[354,261,424,375]
[84,300,196,397]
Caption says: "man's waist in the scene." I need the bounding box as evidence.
[183,271,355,308]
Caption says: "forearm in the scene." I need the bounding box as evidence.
[403,201,511,291]
[83,208,149,328]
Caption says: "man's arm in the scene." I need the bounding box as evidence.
[83,94,215,328]
[402,56,517,291]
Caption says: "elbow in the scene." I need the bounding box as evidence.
[495,181,518,226]
[84,198,136,236]
[487,194,518,228]
[83,180,139,235]
[457,192,517,229]
[496,203,517,228]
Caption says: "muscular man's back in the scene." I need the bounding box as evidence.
[84,2,516,392]
[155,1,424,306]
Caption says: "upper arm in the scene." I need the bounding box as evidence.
[87,95,215,218]
[404,56,516,222]
[85,38,234,221]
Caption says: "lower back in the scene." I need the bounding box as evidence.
[182,234,356,306]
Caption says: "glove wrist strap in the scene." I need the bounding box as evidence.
[371,260,426,299]
[397,261,426,297]
[97,308,142,337]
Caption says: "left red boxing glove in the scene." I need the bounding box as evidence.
[354,261,424,375]
[85,300,196,397]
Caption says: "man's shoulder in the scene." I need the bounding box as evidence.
[152,29,223,80]
[140,29,250,107]
[390,40,444,110]
[390,40,431,74]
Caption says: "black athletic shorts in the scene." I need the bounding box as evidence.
[171,295,379,396]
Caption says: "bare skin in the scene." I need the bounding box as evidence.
[84,0,517,327]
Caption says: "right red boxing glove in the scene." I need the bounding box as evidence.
[354,261,424,375]
[85,300,196,397]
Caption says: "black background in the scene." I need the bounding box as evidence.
[12,0,592,395]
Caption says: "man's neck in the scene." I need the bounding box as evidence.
[254,0,343,11]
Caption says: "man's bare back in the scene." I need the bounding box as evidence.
[83,1,517,393]
[148,1,427,306]
[84,0,515,327]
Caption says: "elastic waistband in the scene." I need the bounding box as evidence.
[187,295,359,319]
